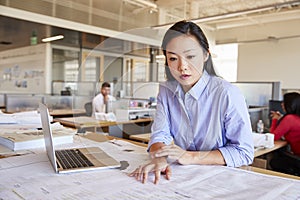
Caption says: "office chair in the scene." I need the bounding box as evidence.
[270,148,300,177]
[281,151,300,176]
[84,102,93,117]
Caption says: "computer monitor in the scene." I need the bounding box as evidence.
[269,100,285,126]
[269,100,285,114]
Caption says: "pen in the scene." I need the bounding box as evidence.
[174,191,191,198]
[12,189,26,200]
[8,136,15,141]
[109,140,122,147]
[0,152,31,159]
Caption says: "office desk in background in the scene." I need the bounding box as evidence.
[0,132,299,199]
[254,140,288,157]
[54,116,153,137]
[130,134,291,173]
[49,109,86,118]
[253,140,288,170]
[129,133,151,143]
[129,134,288,157]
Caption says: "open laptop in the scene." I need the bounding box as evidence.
[39,103,120,174]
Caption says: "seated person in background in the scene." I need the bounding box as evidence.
[269,92,300,176]
[92,82,116,115]
[130,20,254,184]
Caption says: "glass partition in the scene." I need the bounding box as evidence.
[118,81,159,100]
[44,95,73,110]
[73,96,93,109]
[44,94,93,110]
[231,81,281,130]
[52,81,96,96]
[231,81,281,107]
[5,94,44,113]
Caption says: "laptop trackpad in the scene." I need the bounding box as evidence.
[80,147,120,168]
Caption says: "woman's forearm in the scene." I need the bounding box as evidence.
[185,150,226,165]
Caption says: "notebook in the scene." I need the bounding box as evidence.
[39,103,120,174]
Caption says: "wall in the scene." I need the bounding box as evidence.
[237,37,300,89]
[0,43,51,94]
[103,56,122,83]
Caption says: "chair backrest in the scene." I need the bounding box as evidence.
[84,102,93,116]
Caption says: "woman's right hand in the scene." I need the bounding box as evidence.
[129,156,171,184]
[270,111,282,120]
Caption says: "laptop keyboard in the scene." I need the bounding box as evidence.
[56,149,94,169]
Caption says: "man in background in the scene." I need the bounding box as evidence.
[92,82,116,115]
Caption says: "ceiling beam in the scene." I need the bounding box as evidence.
[0,6,161,46]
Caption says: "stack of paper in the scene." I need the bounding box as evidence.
[0,123,75,151]
[253,132,275,148]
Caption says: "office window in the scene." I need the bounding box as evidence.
[83,56,98,82]
[132,60,149,82]
[157,59,166,82]
[52,48,80,82]
[64,60,79,81]
[122,58,150,96]
[123,59,132,82]
[213,43,238,82]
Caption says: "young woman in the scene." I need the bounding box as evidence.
[130,20,254,184]
[269,92,300,175]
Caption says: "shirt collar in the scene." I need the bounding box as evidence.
[189,70,210,100]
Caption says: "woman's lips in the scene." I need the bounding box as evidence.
[180,74,191,80]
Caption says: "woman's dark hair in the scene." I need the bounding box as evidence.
[161,20,217,81]
[283,92,300,116]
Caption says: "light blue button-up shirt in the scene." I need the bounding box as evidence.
[149,71,254,167]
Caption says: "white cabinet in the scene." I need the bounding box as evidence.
[115,108,156,121]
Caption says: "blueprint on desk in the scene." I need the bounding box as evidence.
[0,135,299,200]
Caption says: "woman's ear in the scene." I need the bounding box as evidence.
[204,52,209,62]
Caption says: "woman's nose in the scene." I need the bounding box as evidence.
[178,57,188,71]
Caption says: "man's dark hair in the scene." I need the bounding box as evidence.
[101,82,111,88]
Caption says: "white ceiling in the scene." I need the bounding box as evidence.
[0,0,300,51]
[156,0,300,20]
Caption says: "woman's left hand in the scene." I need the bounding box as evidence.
[154,144,192,165]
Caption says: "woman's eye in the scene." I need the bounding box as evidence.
[169,57,177,61]
[187,55,195,59]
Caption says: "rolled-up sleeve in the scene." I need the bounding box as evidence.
[218,86,254,167]
[148,85,173,150]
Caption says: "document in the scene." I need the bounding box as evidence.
[0,110,47,124]
[0,136,299,199]
[0,114,17,124]
[0,123,75,151]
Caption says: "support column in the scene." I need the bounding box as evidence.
[149,47,158,82]
[190,1,199,19]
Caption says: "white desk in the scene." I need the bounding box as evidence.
[254,140,288,157]
[49,109,86,118]
[129,133,151,143]
[0,133,299,199]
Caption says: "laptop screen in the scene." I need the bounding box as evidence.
[39,103,58,172]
